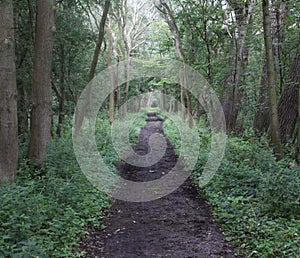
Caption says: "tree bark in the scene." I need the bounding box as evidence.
[278,40,300,143]
[262,0,283,159]
[27,0,55,166]
[0,0,18,183]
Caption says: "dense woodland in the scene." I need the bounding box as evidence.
[0,0,300,257]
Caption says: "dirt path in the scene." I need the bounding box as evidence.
[80,114,236,258]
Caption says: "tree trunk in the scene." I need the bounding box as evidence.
[296,70,300,163]
[27,0,55,166]
[254,0,289,134]
[106,20,115,123]
[88,0,111,82]
[74,0,110,135]
[278,40,300,143]
[0,0,18,183]
[116,58,121,118]
[221,0,255,133]
[253,61,270,134]
[158,0,193,127]
[262,0,283,159]
[17,80,29,140]
[122,55,131,117]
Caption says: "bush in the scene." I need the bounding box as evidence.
[258,167,300,219]
[0,117,116,257]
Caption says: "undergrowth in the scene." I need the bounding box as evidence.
[0,114,138,257]
[163,114,300,258]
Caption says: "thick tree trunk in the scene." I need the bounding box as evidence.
[0,0,18,183]
[262,0,283,159]
[278,40,300,143]
[27,0,55,166]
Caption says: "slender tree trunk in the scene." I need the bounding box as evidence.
[106,20,115,123]
[116,57,121,117]
[56,50,66,136]
[88,0,111,82]
[17,80,29,140]
[122,54,131,117]
[262,0,283,159]
[254,0,289,134]
[27,0,55,166]
[296,72,300,163]
[221,0,255,133]
[253,61,270,134]
[74,0,110,135]
[158,0,193,127]
[0,0,18,183]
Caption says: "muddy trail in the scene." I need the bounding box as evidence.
[80,113,236,258]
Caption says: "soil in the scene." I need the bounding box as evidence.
[79,113,237,258]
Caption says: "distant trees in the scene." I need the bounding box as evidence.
[156,0,193,127]
[0,0,18,182]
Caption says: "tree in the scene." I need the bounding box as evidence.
[104,19,115,123]
[278,39,300,143]
[74,0,111,135]
[27,0,55,166]
[220,0,255,132]
[262,0,282,159]
[0,0,18,183]
[253,0,289,134]
[296,68,300,163]
[113,0,155,117]
[89,0,111,81]
[52,0,98,136]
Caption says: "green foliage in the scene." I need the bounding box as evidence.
[0,118,115,257]
[163,114,300,257]
[258,167,300,218]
